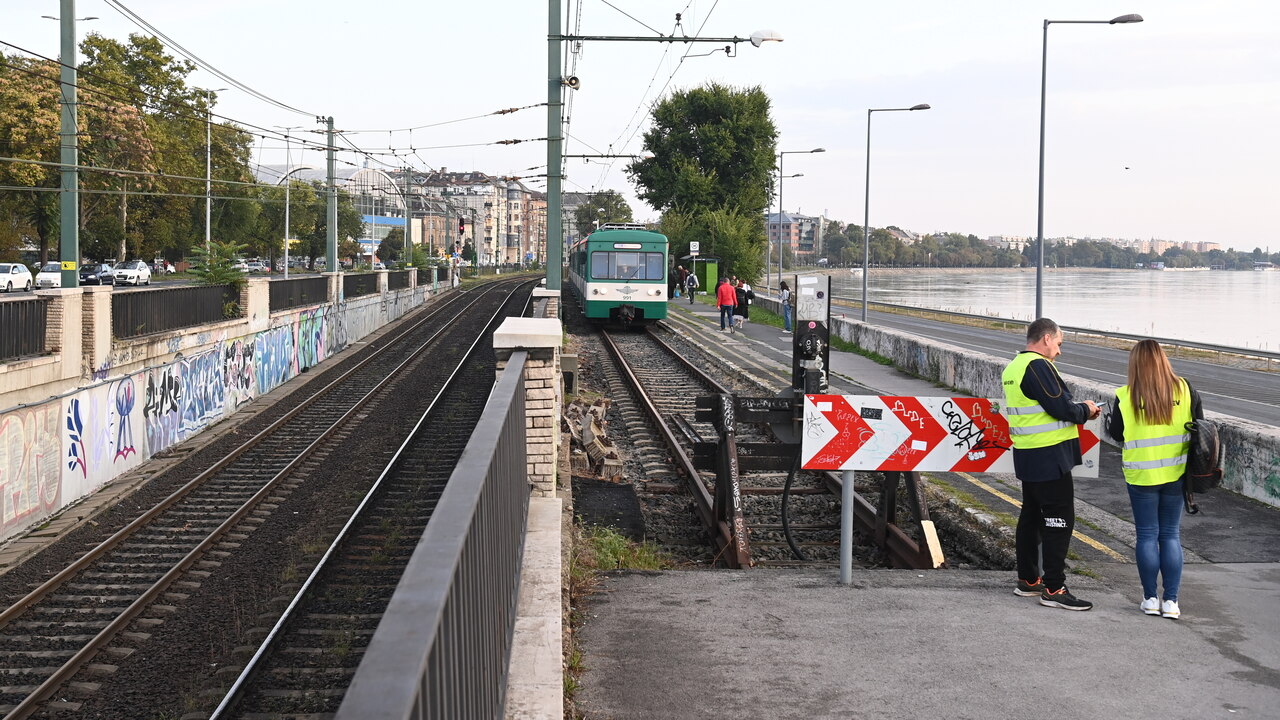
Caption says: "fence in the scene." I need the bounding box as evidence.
[0,297,47,361]
[113,284,240,340]
[388,270,411,291]
[343,273,378,299]
[269,276,329,312]
[337,351,529,719]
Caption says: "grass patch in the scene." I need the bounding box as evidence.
[1076,516,1103,533]
[564,523,671,718]
[1070,566,1102,580]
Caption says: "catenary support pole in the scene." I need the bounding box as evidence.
[58,0,80,288]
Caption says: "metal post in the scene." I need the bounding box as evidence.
[545,0,563,292]
[862,109,872,322]
[283,168,290,278]
[58,0,79,288]
[205,92,213,254]
[840,469,856,584]
[777,153,785,291]
[325,116,337,273]
[1036,19,1049,320]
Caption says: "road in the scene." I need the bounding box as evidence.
[858,308,1280,427]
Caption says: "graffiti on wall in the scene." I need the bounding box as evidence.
[296,307,327,372]
[0,404,62,534]
[179,350,225,437]
[255,326,294,395]
[223,339,255,409]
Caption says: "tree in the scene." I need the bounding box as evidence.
[628,82,778,281]
[378,228,404,263]
[573,190,633,238]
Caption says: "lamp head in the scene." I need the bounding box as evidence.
[909,104,931,111]
[811,147,826,153]
[749,29,784,47]
[1110,13,1143,23]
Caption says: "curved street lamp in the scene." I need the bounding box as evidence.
[1035,13,1143,319]
[862,104,930,321]
[775,148,824,288]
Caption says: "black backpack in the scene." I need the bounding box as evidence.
[1182,418,1223,514]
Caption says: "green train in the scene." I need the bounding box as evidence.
[567,224,669,326]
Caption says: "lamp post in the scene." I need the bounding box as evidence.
[275,125,302,278]
[776,148,824,288]
[205,87,229,254]
[862,104,929,322]
[767,172,803,289]
[1035,13,1142,319]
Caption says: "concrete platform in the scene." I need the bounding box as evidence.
[577,565,1280,719]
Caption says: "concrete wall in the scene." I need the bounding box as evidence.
[0,272,435,543]
[755,293,1280,509]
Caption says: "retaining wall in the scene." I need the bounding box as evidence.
[0,273,435,544]
[754,294,1280,508]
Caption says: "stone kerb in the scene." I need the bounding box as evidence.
[831,316,1280,509]
[532,287,560,320]
[493,317,563,497]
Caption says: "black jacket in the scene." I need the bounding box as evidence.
[1011,354,1091,482]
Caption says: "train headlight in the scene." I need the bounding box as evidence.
[591,288,599,295]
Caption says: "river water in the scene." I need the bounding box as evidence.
[823,268,1280,353]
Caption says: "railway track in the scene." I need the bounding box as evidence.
[0,278,530,719]
[599,327,852,568]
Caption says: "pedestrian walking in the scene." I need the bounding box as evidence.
[1002,318,1100,611]
[733,280,753,330]
[685,271,699,304]
[1104,339,1203,620]
[715,277,737,331]
[780,280,793,333]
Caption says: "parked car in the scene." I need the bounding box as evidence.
[231,259,250,272]
[113,259,152,286]
[152,259,176,274]
[79,263,116,285]
[0,262,33,292]
[245,260,268,273]
[372,261,387,271]
[35,262,62,289]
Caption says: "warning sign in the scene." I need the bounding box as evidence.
[801,395,1101,477]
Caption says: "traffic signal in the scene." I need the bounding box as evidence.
[458,217,465,235]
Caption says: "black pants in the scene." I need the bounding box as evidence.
[1017,471,1075,591]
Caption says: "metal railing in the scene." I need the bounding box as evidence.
[113,285,240,340]
[343,273,378,299]
[0,297,48,361]
[269,276,328,312]
[388,270,411,291]
[337,351,529,720]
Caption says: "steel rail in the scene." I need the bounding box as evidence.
[0,285,508,719]
[600,328,743,566]
[208,279,532,719]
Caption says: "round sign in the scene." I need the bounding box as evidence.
[808,321,816,329]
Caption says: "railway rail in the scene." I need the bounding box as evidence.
[0,278,531,719]
[598,326,936,569]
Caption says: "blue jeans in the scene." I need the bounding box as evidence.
[1127,480,1184,601]
[783,303,792,332]
[719,305,735,329]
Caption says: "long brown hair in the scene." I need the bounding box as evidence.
[1127,339,1183,425]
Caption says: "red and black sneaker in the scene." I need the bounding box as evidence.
[1039,586,1093,611]
[1014,577,1045,597]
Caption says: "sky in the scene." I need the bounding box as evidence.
[7,0,1279,252]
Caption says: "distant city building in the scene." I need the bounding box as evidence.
[767,211,825,262]
[985,235,1030,251]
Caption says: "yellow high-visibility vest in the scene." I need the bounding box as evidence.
[1001,352,1080,450]
[1115,379,1192,486]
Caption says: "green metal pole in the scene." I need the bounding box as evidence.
[58,0,80,288]
[546,0,563,291]
[325,116,337,272]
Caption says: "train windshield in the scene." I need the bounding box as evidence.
[590,251,664,280]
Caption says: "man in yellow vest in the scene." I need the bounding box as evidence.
[1002,318,1101,611]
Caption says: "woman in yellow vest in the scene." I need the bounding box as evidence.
[1104,340,1203,620]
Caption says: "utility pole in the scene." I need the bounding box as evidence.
[546,0,563,291]
[322,116,337,272]
[58,0,80,288]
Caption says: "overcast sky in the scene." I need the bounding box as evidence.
[8,0,1278,251]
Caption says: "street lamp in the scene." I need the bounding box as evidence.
[275,125,302,278]
[205,87,229,254]
[1035,13,1142,319]
[776,148,824,288]
[767,172,802,288]
[862,104,929,322]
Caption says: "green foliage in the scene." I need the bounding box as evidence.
[191,239,247,290]
[627,82,778,215]
[378,228,404,263]
[579,524,668,571]
[573,190,634,238]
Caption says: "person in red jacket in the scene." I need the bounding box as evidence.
[715,277,737,332]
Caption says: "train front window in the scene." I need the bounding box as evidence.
[589,251,664,280]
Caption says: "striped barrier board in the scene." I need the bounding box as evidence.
[801,395,1101,477]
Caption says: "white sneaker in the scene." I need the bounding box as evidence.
[1161,599,1181,619]
[1140,597,1161,616]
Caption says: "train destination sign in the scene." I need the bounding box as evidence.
[800,395,1101,477]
